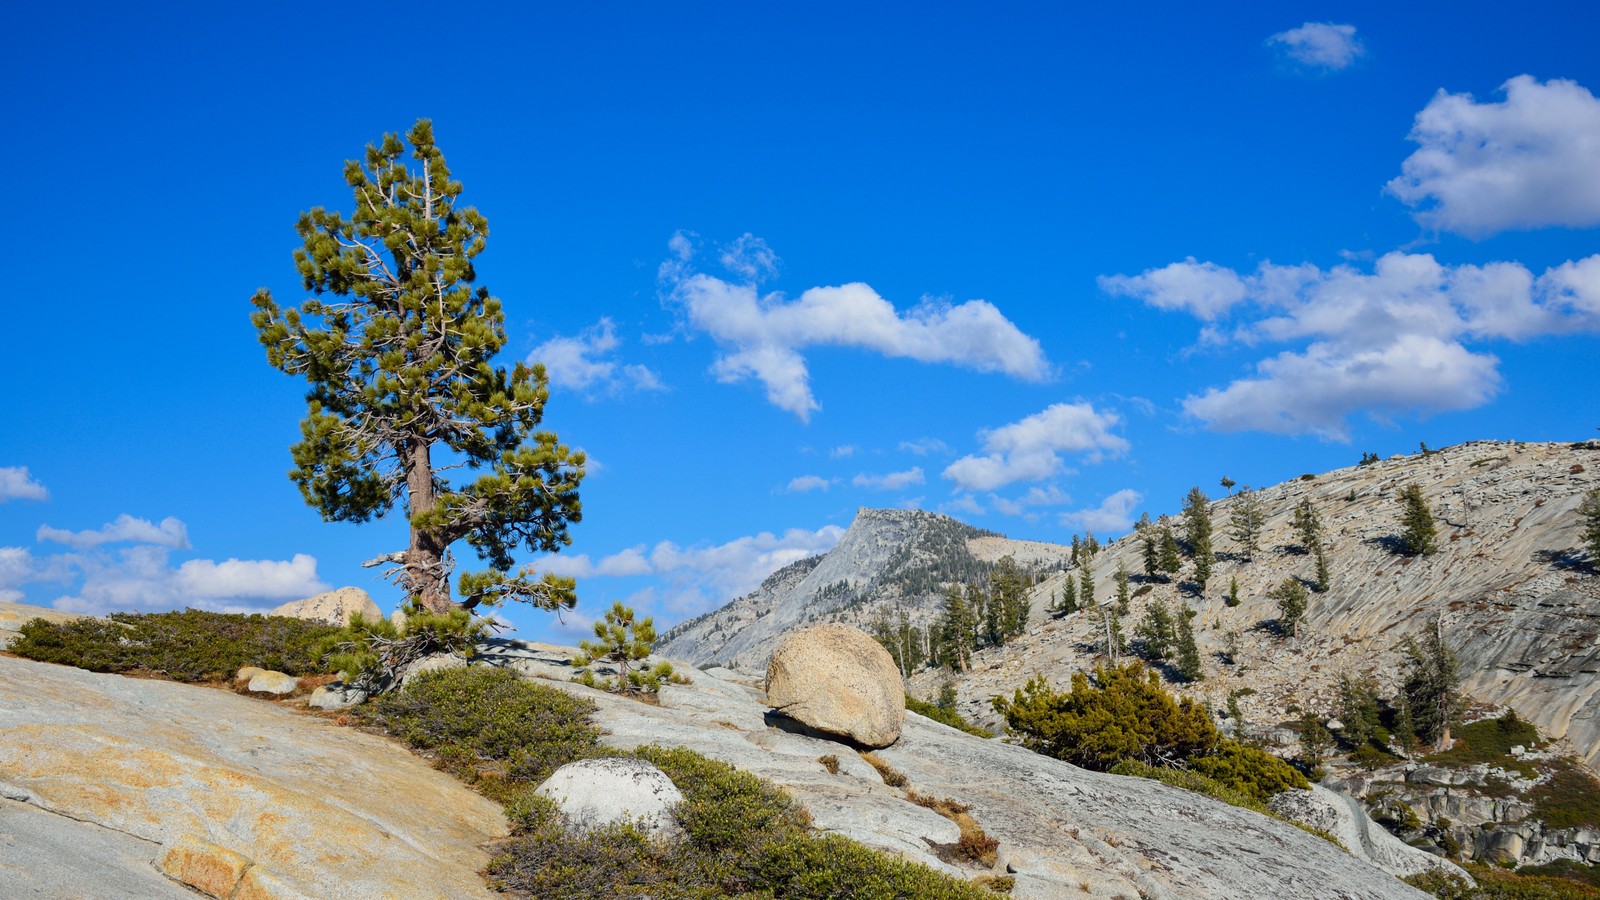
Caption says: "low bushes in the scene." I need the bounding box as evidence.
[8,610,338,682]
[359,668,997,898]
[905,694,993,738]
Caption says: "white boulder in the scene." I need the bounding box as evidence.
[765,623,904,748]
[535,758,684,838]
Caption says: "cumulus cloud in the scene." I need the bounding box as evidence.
[852,467,926,491]
[1103,250,1600,439]
[663,238,1050,420]
[942,403,1129,492]
[1387,76,1600,237]
[173,554,328,600]
[528,317,664,396]
[0,467,48,502]
[1267,22,1364,70]
[786,475,832,493]
[1098,258,1247,321]
[1060,489,1145,534]
[37,514,190,550]
[532,524,845,620]
[41,545,328,617]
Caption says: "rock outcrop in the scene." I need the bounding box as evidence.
[270,586,381,627]
[523,658,1427,899]
[658,507,1056,669]
[765,623,905,748]
[0,654,504,899]
[905,441,1600,770]
[0,599,81,648]
[1268,784,1467,881]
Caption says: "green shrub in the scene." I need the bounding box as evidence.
[9,610,338,681]
[356,666,600,787]
[1187,741,1309,804]
[488,743,990,899]
[1532,761,1600,831]
[1427,711,1541,771]
[322,602,486,687]
[906,694,992,737]
[993,663,1217,771]
[1408,862,1600,899]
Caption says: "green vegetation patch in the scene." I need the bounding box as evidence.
[490,744,995,899]
[993,662,1306,802]
[8,610,338,682]
[355,666,600,798]
[1407,862,1600,899]
[359,667,996,898]
[1426,711,1542,775]
[905,694,993,737]
[1531,760,1600,831]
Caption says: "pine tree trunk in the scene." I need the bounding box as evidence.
[404,440,453,614]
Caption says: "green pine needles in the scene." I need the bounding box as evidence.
[573,602,682,694]
[1397,483,1440,556]
[251,120,585,617]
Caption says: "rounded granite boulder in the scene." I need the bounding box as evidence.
[764,623,904,748]
[535,757,684,838]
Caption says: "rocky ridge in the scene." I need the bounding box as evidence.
[906,441,1600,772]
[658,507,1066,669]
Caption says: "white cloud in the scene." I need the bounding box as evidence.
[664,250,1050,420]
[1061,489,1144,534]
[829,445,857,459]
[37,514,190,550]
[1103,250,1600,439]
[1098,258,1247,321]
[528,317,665,396]
[719,233,780,283]
[0,467,48,502]
[991,484,1073,516]
[942,403,1129,491]
[1387,76,1600,237]
[939,495,987,518]
[898,437,951,456]
[1183,336,1499,438]
[42,545,327,617]
[852,467,926,491]
[786,475,832,493]
[1267,22,1364,70]
[173,554,328,600]
[532,524,845,622]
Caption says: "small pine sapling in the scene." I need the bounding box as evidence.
[1225,575,1241,608]
[573,602,683,694]
[1397,483,1439,557]
[1270,578,1308,638]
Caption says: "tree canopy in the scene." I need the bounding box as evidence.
[251,120,584,616]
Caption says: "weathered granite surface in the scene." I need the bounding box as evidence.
[0,655,504,899]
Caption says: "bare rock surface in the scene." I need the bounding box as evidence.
[536,757,684,837]
[0,797,193,898]
[537,660,1427,899]
[1268,784,1467,881]
[0,655,503,899]
[765,623,905,748]
[0,599,82,648]
[270,586,380,627]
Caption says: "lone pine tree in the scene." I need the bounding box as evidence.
[252,120,584,617]
[1397,483,1439,557]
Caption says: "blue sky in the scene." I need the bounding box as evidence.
[3,3,1597,643]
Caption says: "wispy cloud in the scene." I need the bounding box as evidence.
[852,467,926,491]
[1060,489,1144,534]
[785,475,833,493]
[0,467,48,502]
[528,317,665,396]
[662,235,1050,421]
[943,402,1129,492]
[37,514,191,550]
[1267,22,1364,71]
[898,437,951,457]
[1387,76,1600,237]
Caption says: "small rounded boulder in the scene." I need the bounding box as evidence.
[535,758,684,838]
